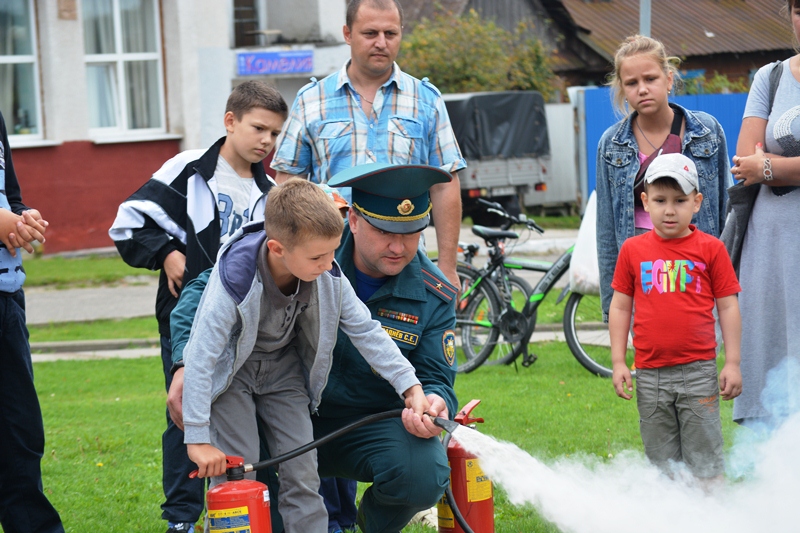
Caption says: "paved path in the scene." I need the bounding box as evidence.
[28,225,577,362]
[26,278,157,325]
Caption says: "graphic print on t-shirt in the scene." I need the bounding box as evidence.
[214,155,254,244]
[218,193,249,239]
[640,259,707,295]
[774,106,800,157]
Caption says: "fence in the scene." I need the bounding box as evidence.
[577,86,748,211]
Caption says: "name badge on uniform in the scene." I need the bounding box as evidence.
[382,326,419,346]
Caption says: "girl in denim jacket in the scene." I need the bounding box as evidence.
[596,35,730,318]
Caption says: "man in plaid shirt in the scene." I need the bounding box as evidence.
[271,0,465,291]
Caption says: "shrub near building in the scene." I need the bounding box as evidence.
[400,10,557,99]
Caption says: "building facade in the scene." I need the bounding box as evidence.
[3,0,349,252]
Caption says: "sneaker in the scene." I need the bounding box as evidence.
[166,523,195,533]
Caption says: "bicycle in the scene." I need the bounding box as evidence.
[450,199,634,376]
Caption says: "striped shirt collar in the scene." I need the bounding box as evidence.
[334,61,406,93]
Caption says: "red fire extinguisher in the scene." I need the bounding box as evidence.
[201,456,272,533]
[438,399,495,533]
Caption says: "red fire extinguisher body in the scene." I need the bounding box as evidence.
[438,400,495,533]
[205,457,272,533]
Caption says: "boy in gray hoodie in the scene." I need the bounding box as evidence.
[181,178,428,532]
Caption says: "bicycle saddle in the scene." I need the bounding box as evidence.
[472,225,519,241]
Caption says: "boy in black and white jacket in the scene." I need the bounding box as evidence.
[108,81,287,533]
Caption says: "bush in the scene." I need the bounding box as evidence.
[400,10,557,99]
[681,72,750,95]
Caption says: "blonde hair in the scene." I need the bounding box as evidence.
[607,35,682,115]
[264,179,344,249]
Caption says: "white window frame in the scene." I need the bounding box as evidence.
[84,0,167,138]
[2,0,44,143]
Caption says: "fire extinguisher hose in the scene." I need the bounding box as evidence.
[441,431,477,533]
[243,408,405,473]
[238,407,474,531]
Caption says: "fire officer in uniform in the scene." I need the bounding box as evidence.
[167,163,458,533]
[315,163,458,533]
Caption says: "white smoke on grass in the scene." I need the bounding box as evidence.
[453,357,800,533]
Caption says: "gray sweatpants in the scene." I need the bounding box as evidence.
[209,346,327,533]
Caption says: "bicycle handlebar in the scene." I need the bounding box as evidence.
[477,198,544,234]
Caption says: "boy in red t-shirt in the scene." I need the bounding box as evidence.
[609,153,742,480]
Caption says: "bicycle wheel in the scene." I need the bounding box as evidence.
[482,272,534,366]
[563,292,635,378]
[454,264,504,373]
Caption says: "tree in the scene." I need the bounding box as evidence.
[400,10,557,99]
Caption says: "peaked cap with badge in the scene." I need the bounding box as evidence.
[327,163,452,234]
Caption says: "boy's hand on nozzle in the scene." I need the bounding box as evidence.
[719,363,742,401]
[403,394,448,439]
[187,443,227,478]
[403,384,430,415]
[612,364,633,400]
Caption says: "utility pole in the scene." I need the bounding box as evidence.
[639,0,651,37]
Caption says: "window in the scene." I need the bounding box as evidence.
[233,0,272,48]
[234,0,260,47]
[0,0,42,138]
[83,0,165,134]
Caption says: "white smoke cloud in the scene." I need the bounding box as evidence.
[452,357,800,533]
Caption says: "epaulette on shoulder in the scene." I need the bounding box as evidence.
[297,77,319,96]
[420,77,442,97]
[421,267,457,303]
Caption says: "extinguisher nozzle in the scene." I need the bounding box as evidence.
[431,415,460,434]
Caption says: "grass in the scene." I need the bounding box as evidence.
[28,317,159,344]
[524,213,581,230]
[31,343,739,533]
[23,254,157,288]
[462,213,582,231]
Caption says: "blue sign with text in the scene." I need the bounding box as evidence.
[237,51,313,76]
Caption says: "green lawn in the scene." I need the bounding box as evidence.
[32,342,738,533]
[29,317,159,344]
[21,241,743,532]
[23,254,157,288]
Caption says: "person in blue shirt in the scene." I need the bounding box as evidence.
[0,110,65,533]
[271,0,466,293]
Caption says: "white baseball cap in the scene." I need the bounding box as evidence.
[644,153,699,195]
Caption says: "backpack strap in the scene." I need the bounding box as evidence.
[767,60,783,114]
[668,103,684,136]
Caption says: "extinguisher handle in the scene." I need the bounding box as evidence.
[454,399,484,426]
[188,455,245,479]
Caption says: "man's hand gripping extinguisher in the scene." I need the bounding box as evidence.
[434,399,495,533]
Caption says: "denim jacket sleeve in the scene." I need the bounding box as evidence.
[595,127,631,318]
[714,121,731,234]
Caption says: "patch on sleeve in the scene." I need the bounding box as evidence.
[443,330,456,366]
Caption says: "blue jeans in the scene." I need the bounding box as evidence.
[160,336,205,523]
[0,290,64,533]
[320,477,357,531]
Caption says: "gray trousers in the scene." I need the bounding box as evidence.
[209,347,327,533]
